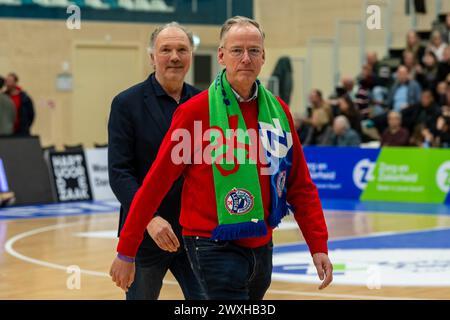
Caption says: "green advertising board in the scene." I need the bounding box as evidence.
[361,148,450,203]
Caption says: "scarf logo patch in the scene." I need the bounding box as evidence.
[224,188,254,215]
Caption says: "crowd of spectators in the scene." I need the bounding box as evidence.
[295,13,450,148]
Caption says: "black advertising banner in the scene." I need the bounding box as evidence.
[48,151,93,202]
[0,136,54,205]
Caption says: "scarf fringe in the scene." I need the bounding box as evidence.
[211,220,267,241]
[268,204,293,228]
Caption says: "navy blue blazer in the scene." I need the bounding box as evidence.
[108,74,200,257]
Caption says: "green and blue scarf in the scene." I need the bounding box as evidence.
[208,69,293,240]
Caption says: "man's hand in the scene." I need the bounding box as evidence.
[110,256,135,292]
[147,216,180,252]
[312,252,333,290]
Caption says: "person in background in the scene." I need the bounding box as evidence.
[337,95,362,135]
[402,49,421,78]
[303,89,333,124]
[410,123,434,148]
[436,46,450,84]
[435,12,450,44]
[404,30,425,66]
[4,73,35,136]
[387,65,422,112]
[108,22,204,300]
[355,64,375,119]
[0,76,16,136]
[327,115,361,147]
[381,111,410,147]
[340,75,357,100]
[435,115,450,148]
[401,89,441,135]
[415,51,439,93]
[366,51,381,76]
[303,108,333,146]
[436,80,448,106]
[427,30,448,62]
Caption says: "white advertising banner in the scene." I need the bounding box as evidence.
[84,148,115,201]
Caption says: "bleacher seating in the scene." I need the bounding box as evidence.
[0,0,21,5]
[0,0,175,12]
[83,0,110,10]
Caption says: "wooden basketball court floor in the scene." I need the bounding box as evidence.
[1,199,449,300]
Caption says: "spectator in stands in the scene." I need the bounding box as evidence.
[403,49,421,78]
[427,30,448,62]
[437,46,450,83]
[410,123,434,148]
[0,76,16,136]
[340,76,356,99]
[298,89,334,144]
[326,115,361,147]
[436,80,448,106]
[366,51,381,76]
[304,89,333,123]
[402,89,441,134]
[4,73,35,136]
[435,115,450,148]
[381,111,410,147]
[356,64,376,119]
[371,66,392,116]
[337,95,362,135]
[387,65,422,112]
[435,12,450,44]
[441,85,450,111]
[357,64,376,90]
[444,85,450,108]
[293,113,309,144]
[303,108,333,146]
[415,51,439,92]
[405,30,426,66]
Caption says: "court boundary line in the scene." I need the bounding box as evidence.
[275,225,450,249]
[3,217,433,300]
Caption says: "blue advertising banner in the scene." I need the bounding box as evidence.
[302,147,381,200]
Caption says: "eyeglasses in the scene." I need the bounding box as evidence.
[221,47,263,58]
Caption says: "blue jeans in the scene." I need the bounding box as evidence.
[183,236,273,300]
[126,247,206,300]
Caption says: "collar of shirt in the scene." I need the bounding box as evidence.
[231,82,258,102]
[150,73,188,102]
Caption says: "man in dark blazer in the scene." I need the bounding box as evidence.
[108,22,204,300]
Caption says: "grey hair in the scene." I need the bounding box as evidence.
[148,22,194,53]
[388,111,402,119]
[334,115,350,130]
[219,16,265,46]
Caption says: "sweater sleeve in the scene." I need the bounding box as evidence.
[277,97,329,256]
[116,103,195,257]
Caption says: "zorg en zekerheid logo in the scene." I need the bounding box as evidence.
[352,158,376,190]
[436,161,450,194]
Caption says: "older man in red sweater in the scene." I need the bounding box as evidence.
[110,16,333,299]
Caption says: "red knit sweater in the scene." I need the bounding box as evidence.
[117,90,328,257]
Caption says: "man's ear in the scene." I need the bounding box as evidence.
[262,49,266,65]
[217,47,225,66]
[150,52,155,68]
